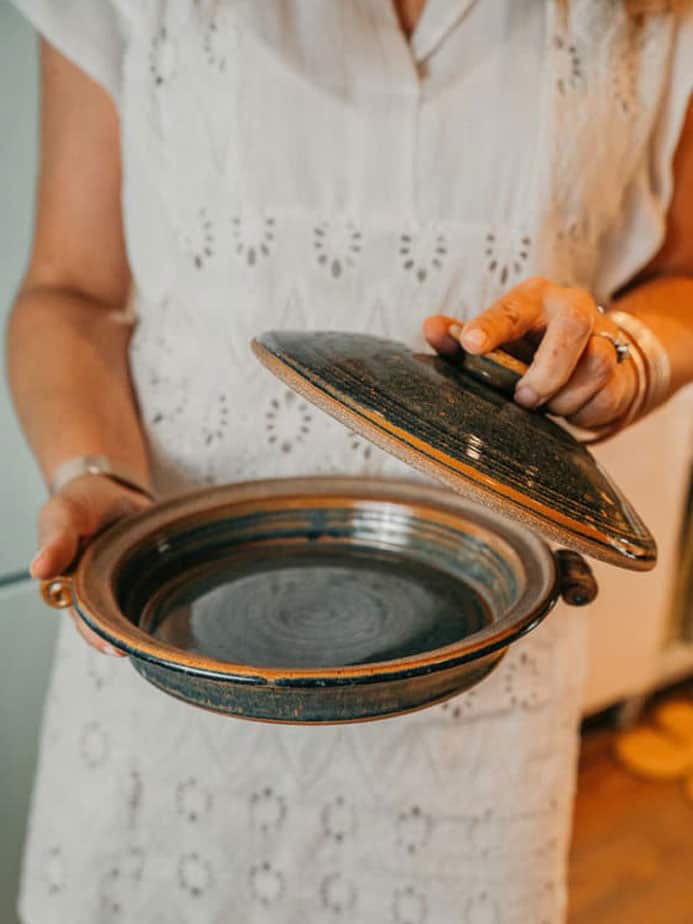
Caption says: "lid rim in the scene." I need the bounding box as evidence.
[251,333,657,572]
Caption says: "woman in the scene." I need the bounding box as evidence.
[7,1,693,921]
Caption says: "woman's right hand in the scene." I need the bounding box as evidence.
[31,475,153,655]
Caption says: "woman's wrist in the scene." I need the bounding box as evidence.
[49,454,155,502]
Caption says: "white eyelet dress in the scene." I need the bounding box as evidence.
[11,2,693,922]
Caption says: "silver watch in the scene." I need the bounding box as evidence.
[49,454,155,501]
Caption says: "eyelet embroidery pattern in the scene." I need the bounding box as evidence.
[85,646,114,691]
[319,872,358,914]
[99,847,145,916]
[127,770,143,829]
[201,393,230,447]
[484,231,532,288]
[265,389,313,453]
[176,777,213,822]
[391,884,428,924]
[313,220,363,278]
[349,432,372,460]
[552,34,583,95]
[399,229,448,283]
[502,649,550,711]
[463,890,501,924]
[231,215,276,267]
[79,721,109,769]
[250,785,287,833]
[249,861,285,906]
[178,852,213,898]
[149,26,178,87]
[45,846,65,895]
[202,13,228,72]
[395,805,433,855]
[320,795,357,843]
[185,208,215,270]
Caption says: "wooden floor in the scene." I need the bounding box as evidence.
[568,689,693,924]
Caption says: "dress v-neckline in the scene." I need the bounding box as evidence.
[388,0,481,64]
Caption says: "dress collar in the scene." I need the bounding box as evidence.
[409,0,481,62]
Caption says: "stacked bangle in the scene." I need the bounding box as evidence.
[582,310,671,445]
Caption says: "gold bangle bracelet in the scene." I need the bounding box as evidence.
[607,309,671,415]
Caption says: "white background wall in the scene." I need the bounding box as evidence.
[0,4,59,921]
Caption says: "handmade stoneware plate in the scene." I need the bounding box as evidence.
[41,477,597,724]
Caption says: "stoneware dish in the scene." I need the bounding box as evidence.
[40,330,656,724]
[41,477,597,723]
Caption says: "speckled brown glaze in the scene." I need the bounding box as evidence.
[252,332,656,571]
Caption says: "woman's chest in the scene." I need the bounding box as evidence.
[118,1,675,302]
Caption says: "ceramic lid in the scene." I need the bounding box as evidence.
[252,331,657,571]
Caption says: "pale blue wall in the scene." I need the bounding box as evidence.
[0,3,59,921]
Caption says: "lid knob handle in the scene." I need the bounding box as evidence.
[555,549,598,606]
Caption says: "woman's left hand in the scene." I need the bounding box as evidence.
[423,276,638,430]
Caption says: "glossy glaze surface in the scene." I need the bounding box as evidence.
[64,478,561,723]
[253,332,657,570]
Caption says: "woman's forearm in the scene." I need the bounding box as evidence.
[612,274,693,395]
[6,285,151,489]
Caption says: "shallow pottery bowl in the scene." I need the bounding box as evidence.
[42,477,597,724]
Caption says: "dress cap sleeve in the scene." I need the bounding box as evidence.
[594,11,693,300]
[10,0,127,105]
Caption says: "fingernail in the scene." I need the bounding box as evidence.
[102,643,121,657]
[30,549,44,575]
[461,328,487,352]
[515,385,540,408]
[448,323,463,341]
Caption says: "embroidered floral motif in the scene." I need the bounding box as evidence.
[553,34,583,95]
[391,884,428,924]
[321,795,357,843]
[203,14,228,71]
[399,229,448,283]
[45,847,65,895]
[99,847,145,915]
[502,649,550,711]
[176,777,213,822]
[250,785,287,832]
[127,770,143,829]
[320,872,358,914]
[249,861,285,906]
[79,721,109,769]
[396,805,433,855]
[265,389,312,453]
[149,26,178,86]
[231,215,276,266]
[185,208,215,270]
[484,231,532,287]
[313,220,363,278]
[201,393,230,446]
[349,432,372,460]
[178,852,213,897]
[464,890,501,924]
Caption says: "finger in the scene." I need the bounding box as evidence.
[457,276,547,354]
[69,608,126,657]
[545,335,617,417]
[31,496,84,579]
[423,314,462,356]
[568,364,636,429]
[514,288,595,408]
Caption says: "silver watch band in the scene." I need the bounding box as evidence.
[49,455,155,501]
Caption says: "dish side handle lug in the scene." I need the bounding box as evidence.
[40,576,74,610]
[554,549,598,606]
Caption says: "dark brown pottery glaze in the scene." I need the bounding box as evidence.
[40,478,596,724]
[252,331,656,571]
